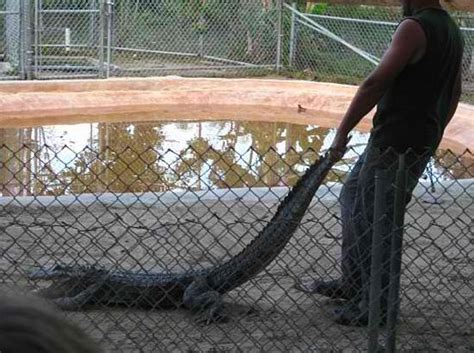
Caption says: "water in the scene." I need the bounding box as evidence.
[0,120,471,196]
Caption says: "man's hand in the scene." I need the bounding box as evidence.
[329,133,351,162]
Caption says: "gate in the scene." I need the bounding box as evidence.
[0,0,23,80]
[33,0,106,79]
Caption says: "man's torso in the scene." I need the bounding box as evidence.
[371,8,464,153]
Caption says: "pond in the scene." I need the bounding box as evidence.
[0,119,471,197]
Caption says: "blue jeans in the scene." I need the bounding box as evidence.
[339,141,431,311]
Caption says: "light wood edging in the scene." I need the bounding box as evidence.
[0,77,471,153]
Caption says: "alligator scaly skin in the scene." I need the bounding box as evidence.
[29,153,335,322]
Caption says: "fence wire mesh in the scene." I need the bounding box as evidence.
[282,3,474,89]
[0,0,21,80]
[1,1,473,101]
[0,122,473,352]
[110,0,279,77]
[32,0,104,79]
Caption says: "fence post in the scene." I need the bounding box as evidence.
[288,2,298,68]
[98,0,105,78]
[385,154,408,353]
[33,0,40,78]
[18,0,25,79]
[19,0,33,80]
[275,0,283,72]
[198,13,205,57]
[90,0,97,47]
[368,169,389,353]
[105,0,113,78]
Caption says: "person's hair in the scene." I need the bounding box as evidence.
[0,289,101,353]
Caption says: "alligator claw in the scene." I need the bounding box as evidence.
[195,311,229,325]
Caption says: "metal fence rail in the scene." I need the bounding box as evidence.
[0,129,473,351]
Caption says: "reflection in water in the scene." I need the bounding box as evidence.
[0,120,472,197]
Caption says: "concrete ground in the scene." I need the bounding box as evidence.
[1,179,472,352]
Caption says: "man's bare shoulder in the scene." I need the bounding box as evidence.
[395,19,427,46]
[392,19,427,63]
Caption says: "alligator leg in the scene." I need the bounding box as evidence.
[51,282,102,311]
[183,277,227,324]
[34,278,87,299]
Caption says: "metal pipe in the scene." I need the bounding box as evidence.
[64,28,71,52]
[202,55,261,67]
[98,0,105,78]
[289,3,298,67]
[38,9,100,14]
[306,13,398,26]
[112,47,261,68]
[19,0,26,79]
[112,46,199,57]
[116,64,274,72]
[24,0,34,80]
[385,154,408,353]
[296,17,380,64]
[35,65,100,71]
[90,0,97,47]
[284,4,380,65]
[33,73,100,80]
[33,0,41,78]
[105,0,113,78]
[368,169,389,353]
[38,55,93,60]
[198,13,205,57]
[275,0,284,72]
[34,44,94,49]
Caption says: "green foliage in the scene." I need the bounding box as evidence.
[324,4,401,21]
[309,3,328,15]
[461,91,474,105]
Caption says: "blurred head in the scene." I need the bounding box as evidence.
[0,290,102,353]
[400,0,441,16]
[401,0,415,16]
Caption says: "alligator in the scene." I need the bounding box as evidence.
[29,152,335,323]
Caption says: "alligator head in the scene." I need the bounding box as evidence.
[28,264,107,309]
[29,264,102,281]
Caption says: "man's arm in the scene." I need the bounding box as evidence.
[445,68,462,126]
[330,19,427,160]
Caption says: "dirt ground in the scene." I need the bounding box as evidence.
[0,182,473,352]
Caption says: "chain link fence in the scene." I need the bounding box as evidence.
[282,3,474,91]
[0,0,22,80]
[0,122,473,352]
[1,1,473,90]
[24,0,282,79]
[110,0,280,77]
[32,0,105,79]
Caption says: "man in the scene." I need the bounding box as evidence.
[295,0,464,326]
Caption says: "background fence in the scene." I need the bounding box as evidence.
[1,0,473,102]
[0,0,21,80]
[283,4,474,80]
[0,121,473,352]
